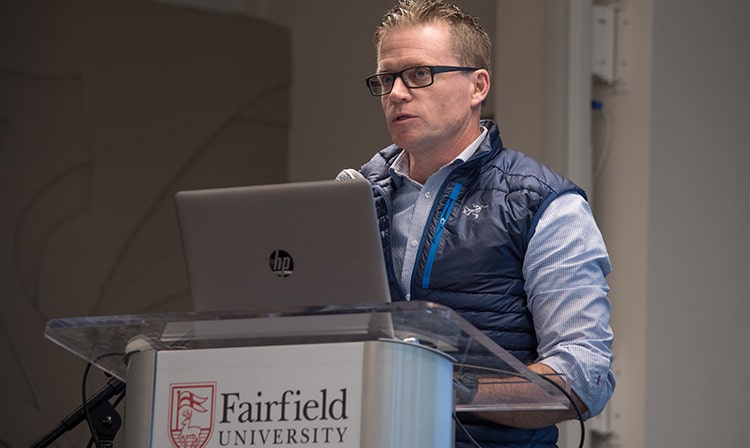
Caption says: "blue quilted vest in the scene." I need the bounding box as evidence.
[360,120,585,447]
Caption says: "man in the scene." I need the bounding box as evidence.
[357,1,615,447]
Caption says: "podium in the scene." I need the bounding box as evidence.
[44,301,569,447]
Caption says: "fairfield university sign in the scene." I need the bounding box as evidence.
[168,382,351,447]
[149,343,364,448]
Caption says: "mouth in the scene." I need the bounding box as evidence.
[392,113,415,123]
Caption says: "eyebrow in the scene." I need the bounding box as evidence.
[375,63,429,73]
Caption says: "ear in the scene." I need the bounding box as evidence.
[469,69,491,107]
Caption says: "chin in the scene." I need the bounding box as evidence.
[389,132,418,150]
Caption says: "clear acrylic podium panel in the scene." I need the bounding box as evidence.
[45,300,569,412]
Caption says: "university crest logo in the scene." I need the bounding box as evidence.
[168,382,216,448]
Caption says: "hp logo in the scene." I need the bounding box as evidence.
[269,250,294,277]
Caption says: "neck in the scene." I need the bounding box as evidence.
[407,153,449,185]
[406,125,483,184]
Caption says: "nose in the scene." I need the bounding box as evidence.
[388,75,411,101]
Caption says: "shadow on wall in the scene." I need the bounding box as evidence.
[0,0,290,445]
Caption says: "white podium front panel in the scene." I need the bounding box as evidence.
[125,340,453,448]
[45,302,571,447]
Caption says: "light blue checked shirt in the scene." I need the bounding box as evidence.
[388,129,615,418]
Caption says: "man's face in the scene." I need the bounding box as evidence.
[376,22,486,160]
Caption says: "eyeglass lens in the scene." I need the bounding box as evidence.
[368,66,433,95]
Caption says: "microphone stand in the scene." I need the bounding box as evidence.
[31,377,126,448]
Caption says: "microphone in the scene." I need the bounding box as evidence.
[335,168,365,181]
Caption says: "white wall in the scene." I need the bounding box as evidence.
[591,0,750,446]
[591,0,653,445]
[645,0,750,446]
[498,1,750,447]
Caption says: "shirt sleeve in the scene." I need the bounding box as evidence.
[523,193,615,419]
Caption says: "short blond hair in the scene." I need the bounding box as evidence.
[373,0,491,74]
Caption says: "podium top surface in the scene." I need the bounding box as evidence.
[45,301,569,411]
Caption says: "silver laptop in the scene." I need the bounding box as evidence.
[174,178,391,314]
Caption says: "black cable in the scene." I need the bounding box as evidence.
[81,362,98,448]
[30,356,127,448]
[452,411,483,448]
[81,353,127,448]
[537,373,586,448]
[452,363,586,448]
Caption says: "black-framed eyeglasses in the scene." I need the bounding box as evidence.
[365,65,479,96]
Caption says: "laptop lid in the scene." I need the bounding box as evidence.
[174,179,390,313]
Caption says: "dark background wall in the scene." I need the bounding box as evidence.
[0,1,290,445]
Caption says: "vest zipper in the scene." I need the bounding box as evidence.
[421,182,462,289]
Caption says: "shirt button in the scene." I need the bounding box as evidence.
[425,191,432,199]
[405,294,411,300]
[411,240,418,247]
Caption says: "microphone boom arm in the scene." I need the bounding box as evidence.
[31,377,126,448]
